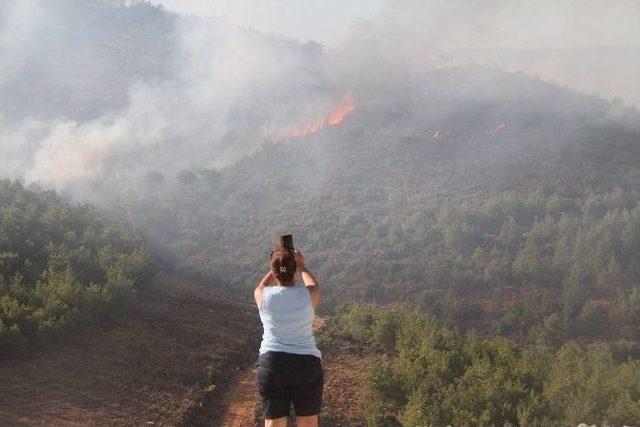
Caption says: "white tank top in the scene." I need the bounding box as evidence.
[258,285,321,358]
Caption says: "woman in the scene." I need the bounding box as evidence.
[253,248,323,427]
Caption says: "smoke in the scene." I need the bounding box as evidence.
[369,0,640,51]
[333,0,640,103]
[0,2,39,88]
[0,0,335,192]
[1,0,639,194]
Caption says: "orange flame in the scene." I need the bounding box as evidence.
[288,93,355,139]
[488,122,507,136]
[294,118,325,137]
[326,93,355,126]
[432,130,446,140]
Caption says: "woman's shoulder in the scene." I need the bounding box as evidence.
[266,285,309,296]
[262,285,294,295]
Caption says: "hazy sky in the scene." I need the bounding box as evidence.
[154,0,640,50]
[153,0,384,47]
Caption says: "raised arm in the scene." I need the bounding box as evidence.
[295,250,320,309]
[254,270,276,309]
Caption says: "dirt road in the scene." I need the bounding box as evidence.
[217,363,260,426]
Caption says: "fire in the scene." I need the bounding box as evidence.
[488,122,508,136]
[288,93,355,139]
[294,118,325,137]
[326,93,355,126]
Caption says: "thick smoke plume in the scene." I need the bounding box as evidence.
[0,0,336,194]
[0,0,638,194]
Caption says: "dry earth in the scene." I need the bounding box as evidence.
[0,272,260,426]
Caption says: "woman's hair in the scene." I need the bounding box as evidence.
[270,249,297,284]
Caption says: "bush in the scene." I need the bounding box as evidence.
[337,303,640,426]
[0,180,152,355]
[611,287,640,329]
[576,302,610,336]
[531,313,566,350]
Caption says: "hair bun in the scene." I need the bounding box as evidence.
[270,250,297,284]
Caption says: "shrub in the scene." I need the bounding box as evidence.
[0,180,152,355]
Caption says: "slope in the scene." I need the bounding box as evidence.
[0,272,260,426]
[114,67,640,302]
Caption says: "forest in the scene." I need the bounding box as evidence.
[0,180,151,355]
[112,167,640,343]
[320,303,640,426]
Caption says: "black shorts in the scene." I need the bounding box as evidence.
[256,351,323,419]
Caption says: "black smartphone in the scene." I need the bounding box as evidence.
[281,234,294,251]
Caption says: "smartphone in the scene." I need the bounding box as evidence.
[281,234,294,251]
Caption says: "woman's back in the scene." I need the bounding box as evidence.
[258,285,321,359]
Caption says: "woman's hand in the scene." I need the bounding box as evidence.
[294,249,320,308]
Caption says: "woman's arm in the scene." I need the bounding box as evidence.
[254,270,276,309]
[295,250,320,309]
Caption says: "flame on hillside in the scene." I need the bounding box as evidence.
[326,93,355,125]
[287,93,355,139]
[432,130,447,140]
[488,122,508,135]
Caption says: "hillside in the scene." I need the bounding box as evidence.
[112,68,640,291]
[313,304,640,426]
[96,67,640,348]
[0,180,151,355]
[0,180,261,425]
[0,0,180,122]
[0,272,259,426]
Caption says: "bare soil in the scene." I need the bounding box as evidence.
[217,364,261,426]
[0,272,260,426]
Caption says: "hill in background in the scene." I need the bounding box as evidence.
[114,67,639,284]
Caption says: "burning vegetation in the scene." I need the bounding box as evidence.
[489,122,508,135]
[286,93,355,139]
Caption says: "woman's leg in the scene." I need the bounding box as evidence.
[291,357,323,427]
[257,354,291,424]
[296,415,318,427]
[265,417,288,427]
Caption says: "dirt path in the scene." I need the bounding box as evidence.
[217,363,260,426]
[218,317,326,426]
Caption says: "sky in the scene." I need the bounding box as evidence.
[153,0,384,47]
[154,0,640,51]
